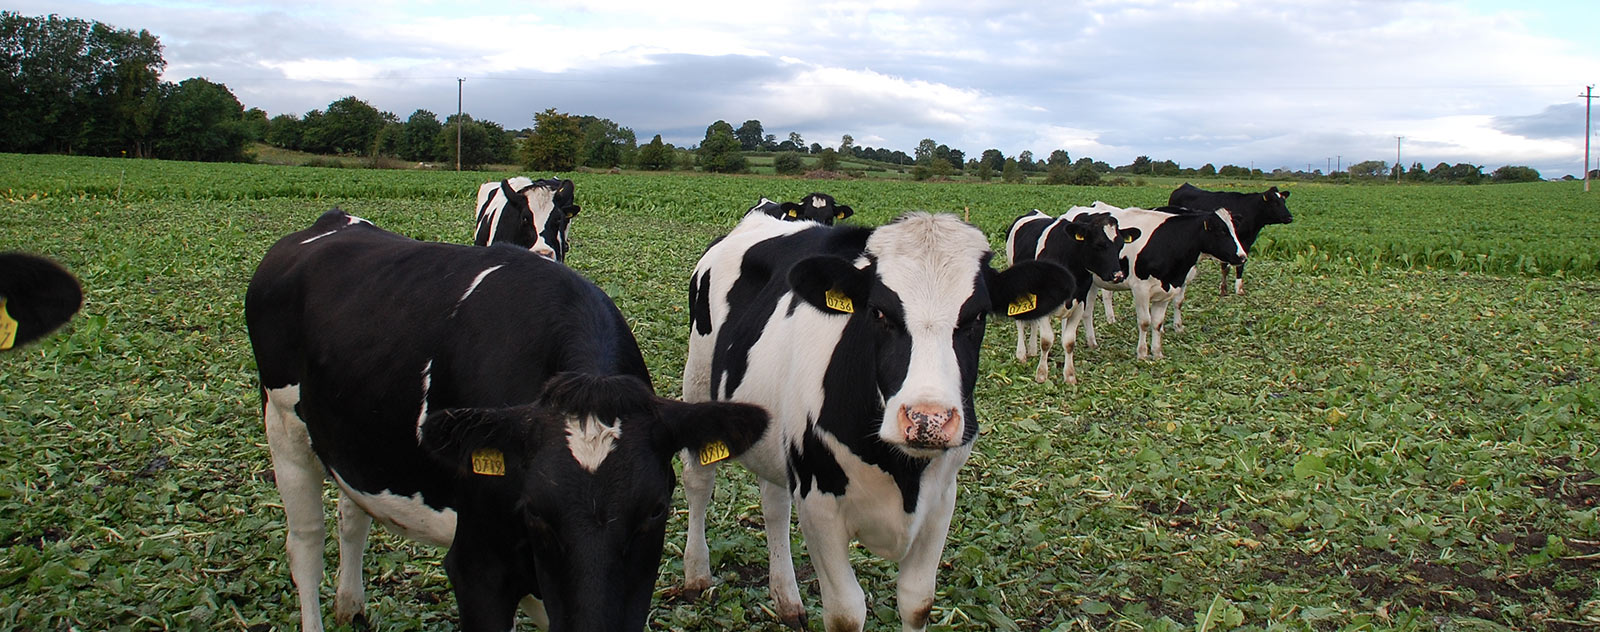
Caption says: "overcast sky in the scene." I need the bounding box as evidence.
[21,0,1600,177]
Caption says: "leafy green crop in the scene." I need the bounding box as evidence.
[1,154,1597,630]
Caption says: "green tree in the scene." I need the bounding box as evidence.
[300,96,388,154]
[241,107,269,142]
[839,134,854,153]
[577,117,633,168]
[979,149,1005,172]
[151,78,248,162]
[735,120,764,151]
[433,114,512,170]
[636,134,673,171]
[816,148,840,172]
[522,108,582,171]
[787,131,803,148]
[265,113,303,150]
[1490,165,1541,183]
[398,109,442,161]
[1047,150,1070,168]
[697,124,745,173]
[1199,163,1216,177]
[1349,160,1388,178]
[773,152,805,175]
[973,161,994,182]
[915,138,938,164]
[1001,158,1023,183]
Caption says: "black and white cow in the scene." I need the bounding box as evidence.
[1167,183,1292,295]
[1005,210,1135,384]
[246,209,768,632]
[0,252,82,351]
[474,177,581,261]
[1067,203,1247,360]
[747,192,855,225]
[680,211,1071,631]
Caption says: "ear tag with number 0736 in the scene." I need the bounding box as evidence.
[471,448,506,476]
[1007,293,1038,316]
[0,298,17,350]
[698,441,730,465]
[824,288,854,313]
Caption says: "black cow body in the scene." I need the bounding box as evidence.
[1167,183,1292,295]
[474,177,581,261]
[1005,210,1135,383]
[0,252,81,351]
[246,210,766,632]
[680,212,1070,631]
[747,192,854,225]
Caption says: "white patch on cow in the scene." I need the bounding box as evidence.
[299,230,338,245]
[864,213,987,450]
[566,416,621,473]
[330,470,457,547]
[1214,208,1246,260]
[452,264,505,318]
[413,360,433,441]
[520,185,559,256]
[810,196,827,208]
[1102,221,1117,243]
[345,214,371,226]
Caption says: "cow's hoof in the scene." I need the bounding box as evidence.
[780,608,808,630]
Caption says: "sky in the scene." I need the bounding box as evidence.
[20,0,1600,177]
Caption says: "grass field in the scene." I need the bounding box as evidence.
[1,153,1597,631]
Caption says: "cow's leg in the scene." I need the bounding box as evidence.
[1235,262,1246,295]
[333,492,372,625]
[263,385,328,632]
[519,595,550,630]
[761,479,806,628]
[895,487,958,632]
[1038,308,1057,355]
[1060,302,1085,385]
[1013,320,1029,363]
[1149,298,1171,360]
[1100,287,1116,323]
[1134,291,1153,360]
[798,499,866,632]
[1219,262,1230,296]
[680,456,717,598]
[445,541,521,632]
[1082,296,1099,349]
[1171,285,1187,334]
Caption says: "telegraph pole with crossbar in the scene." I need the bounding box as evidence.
[1582,85,1594,193]
[456,78,465,172]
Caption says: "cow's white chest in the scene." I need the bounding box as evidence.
[807,432,970,562]
[331,470,456,548]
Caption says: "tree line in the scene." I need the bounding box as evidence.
[3,11,1556,184]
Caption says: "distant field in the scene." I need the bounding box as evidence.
[1,153,1597,630]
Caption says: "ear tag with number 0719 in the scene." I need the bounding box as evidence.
[471,448,506,476]
[0,298,16,350]
[698,441,730,465]
[824,288,854,313]
[1006,293,1038,316]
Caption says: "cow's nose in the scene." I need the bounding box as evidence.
[532,246,556,261]
[1111,271,1126,283]
[899,405,960,448]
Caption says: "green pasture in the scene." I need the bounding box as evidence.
[1,153,1597,631]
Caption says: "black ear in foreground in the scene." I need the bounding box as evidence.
[779,202,805,219]
[554,179,580,218]
[418,406,542,500]
[0,252,83,351]
[832,203,854,223]
[788,255,871,316]
[985,259,1073,321]
[653,399,770,466]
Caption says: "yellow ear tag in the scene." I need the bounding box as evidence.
[471,448,506,476]
[787,209,798,218]
[1123,234,1134,243]
[0,298,17,351]
[1073,233,1085,241]
[835,211,846,220]
[823,288,854,313]
[698,440,730,466]
[1006,293,1038,316]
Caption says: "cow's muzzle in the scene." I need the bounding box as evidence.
[898,405,961,449]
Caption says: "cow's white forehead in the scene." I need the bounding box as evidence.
[866,213,990,320]
[523,187,558,219]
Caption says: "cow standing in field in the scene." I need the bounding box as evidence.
[748,192,855,225]
[1167,183,1293,295]
[473,177,581,261]
[1069,203,1247,360]
[0,252,82,351]
[1005,210,1136,384]
[680,211,1071,631]
[246,209,768,632]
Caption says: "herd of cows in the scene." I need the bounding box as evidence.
[0,179,1293,631]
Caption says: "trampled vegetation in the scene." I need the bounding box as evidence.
[1,154,1597,630]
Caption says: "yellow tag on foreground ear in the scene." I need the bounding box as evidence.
[787,209,798,218]
[1123,234,1134,243]
[1074,233,1085,241]
[0,299,16,351]
[1007,293,1038,316]
[698,441,730,466]
[824,288,854,313]
[471,448,506,476]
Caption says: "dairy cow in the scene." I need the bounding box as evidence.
[246,210,768,632]
[680,211,1071,631]
[1167,183,1292,295]
[1005,210,1136,383]
[0,252,82,351]
[1068,203,1247,360]
[474,177,581,261]
[748,192,855,225]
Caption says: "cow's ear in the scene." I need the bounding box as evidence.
[562,203,581,219]
[833,204,854,222]
[986,260,1072,321]
[418,406,541,496]
[499,179,518,201]
[1118,227,1141,244]
[1068,222,1090,242]
[779,202,803,219]
[0,253,83,350]
[788,256,869,316]
[1279,190,1290,199]
[652,399,770,465]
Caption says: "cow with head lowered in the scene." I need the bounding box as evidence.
[680,211,1071,631]
[246,209,768,632]
[0,252,82,351]
[1068,202,1247,361]
[1167,183,1292,295]
[1005,210,1136,384]
[747,192,855,225]
[474,177,581,261]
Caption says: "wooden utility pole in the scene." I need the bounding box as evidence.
[456,78,465,171]
[1395,137,1403,184]
[1582,85,1594,193]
